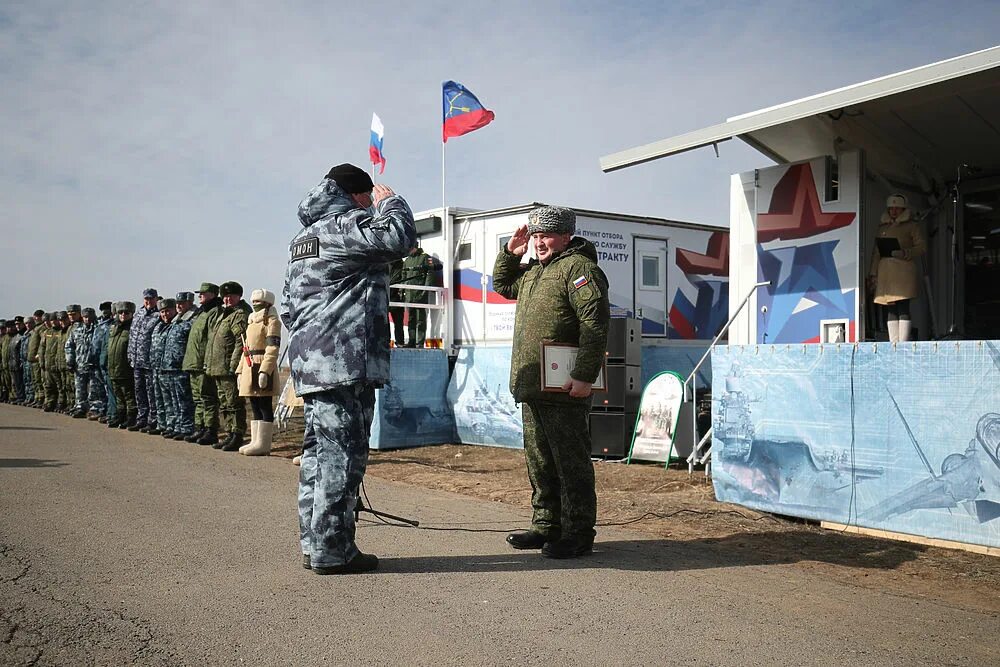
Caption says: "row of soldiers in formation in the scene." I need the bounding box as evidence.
[0,280,283,456]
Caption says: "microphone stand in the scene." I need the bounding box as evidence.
[354,496,420,527]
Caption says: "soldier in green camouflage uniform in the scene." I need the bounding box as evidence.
[399,246,436,347]
[183,282,222,444]
[28,311,46,407]
[493,206,610,559]
[43,313,66,412]
[204,281,251,451]
[36,314,51,409]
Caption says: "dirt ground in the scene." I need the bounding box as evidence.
[270,428,1000,614]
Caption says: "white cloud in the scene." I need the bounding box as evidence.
[1,0,999,314]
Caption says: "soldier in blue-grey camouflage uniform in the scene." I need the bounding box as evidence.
[282,164,415,575]
[66,307,104,418]
[9,317,26,403]
[128,288,161,431]
[20,317,36,405]
[161,292,196,439]
[148,299,175,436]
[93,302,116,423]
[493,206,610,560]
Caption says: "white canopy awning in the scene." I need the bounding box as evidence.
[601,45,1000,185]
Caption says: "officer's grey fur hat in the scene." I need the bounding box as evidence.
[157,298,176,311]
[81,307,96,317]
[111,302,121,315]
[122,301,137,313]
[175,291,195,303]
[43,312,53,320]
[526,206,576,236]
[56,310,68,319]
[66,304,81,313]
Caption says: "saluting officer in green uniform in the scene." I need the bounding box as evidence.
[493,206,610,560]
[399,246,437,348]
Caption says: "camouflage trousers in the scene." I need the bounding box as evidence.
[133,368,156,426]
[110,375,136,425]
[187,371,205,429]
[521,400,597,540]
[161,371,194,435]
[10,365,25,401]
[98,367,117,420]
[200,373,219,430]
[214,375,246,436]
[62,371,74,409]
[74,368,105,414]
[32,363,44,405]
[152,370,169,430]
[44,369,65,410]
[298,383,375,568]
[22,362,34,402]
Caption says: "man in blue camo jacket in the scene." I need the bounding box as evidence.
[128,288,161,432]
[281,163,415,575]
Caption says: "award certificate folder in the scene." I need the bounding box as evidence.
[540,341,606,392]
[876,237,901,256]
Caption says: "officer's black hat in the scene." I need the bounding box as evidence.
[219,281,243,297]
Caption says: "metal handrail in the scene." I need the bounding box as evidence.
[388,284,447,311]
[682,280,770,473]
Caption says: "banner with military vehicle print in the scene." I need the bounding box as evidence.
[712,341,1000,549]
[447,346,523,448]
[370,349,456,449]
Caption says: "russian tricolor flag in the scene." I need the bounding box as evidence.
[442,80,495,143]
[369,112,386,174]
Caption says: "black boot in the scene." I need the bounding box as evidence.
[128,420,146,432]
[212,432,231,450]
[506,530,557,550]
[184,427,205,443]
[121,418,136,430]
[221,432,244,452]
[197,429,218,446]
[541,533,595,559]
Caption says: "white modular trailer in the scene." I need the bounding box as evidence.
[409,204,730,349]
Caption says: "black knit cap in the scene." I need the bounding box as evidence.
[325,163,374,194]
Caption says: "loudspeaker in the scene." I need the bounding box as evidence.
[606,318,641,365]
[592,365,641,412]
[590,412,637,458]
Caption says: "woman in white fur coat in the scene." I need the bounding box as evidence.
[237,288,282,455]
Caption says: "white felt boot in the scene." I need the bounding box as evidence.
[242,420,273,456]
[292,455,302,466]
[887,319,899,343]
[239,420,260,454]
[897,319,912,342]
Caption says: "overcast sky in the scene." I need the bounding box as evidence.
[2,1,999,316]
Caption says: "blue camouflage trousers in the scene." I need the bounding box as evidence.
[22,361,34,403]
[298,383,376,568]
[152,370,169,431]
[74,369,105,414]
[99,367,116,419]
[162,371,194,434]
[133,368,156,426]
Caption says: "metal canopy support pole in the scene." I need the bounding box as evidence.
[681,280,770,473]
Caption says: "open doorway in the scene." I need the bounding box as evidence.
[962,183,1000,339]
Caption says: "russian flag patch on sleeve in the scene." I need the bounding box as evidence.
[573,275,589,289]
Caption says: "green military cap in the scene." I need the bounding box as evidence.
[219,281,243,296]
[157,298,176,311]
[66,304,82,313]
[196,282,220,294]
[110,302,121,314]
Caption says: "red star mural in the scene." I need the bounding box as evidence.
[757,163,855,242]
[676,231,729,276]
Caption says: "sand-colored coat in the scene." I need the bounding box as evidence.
[869,210,926,305]
[237,305,281,397]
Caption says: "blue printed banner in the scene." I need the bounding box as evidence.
[712,342,1000,548]
[448,346,523,448]
[371,349,455,449]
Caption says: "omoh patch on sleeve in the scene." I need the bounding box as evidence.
[290,237,319,262]
[573,275,589,289]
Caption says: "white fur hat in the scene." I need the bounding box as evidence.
[886,194,908,209]
[251,289,275,305]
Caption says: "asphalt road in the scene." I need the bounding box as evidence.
[1,403,996,666]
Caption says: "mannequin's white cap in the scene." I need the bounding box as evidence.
[251,289,275,305]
